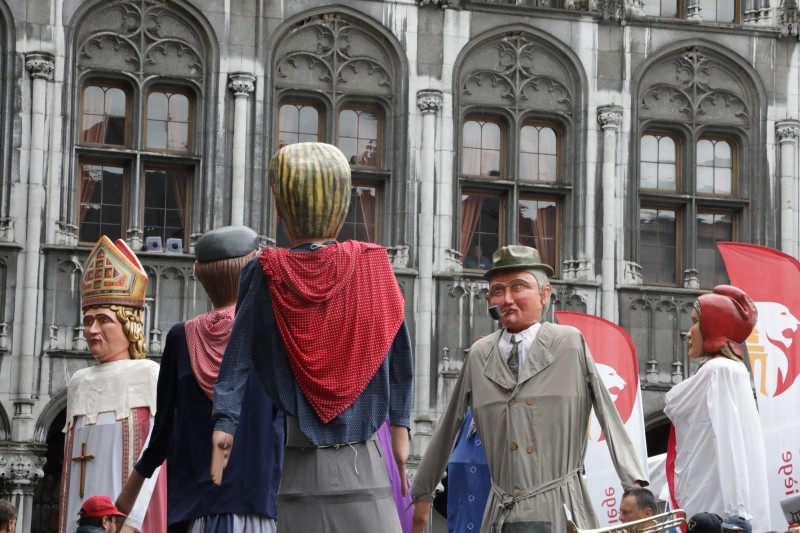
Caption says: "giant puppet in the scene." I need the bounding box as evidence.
[210,142,413,533]
[60,237,166,533]
[665,285,770,531]
[115,226,284,532]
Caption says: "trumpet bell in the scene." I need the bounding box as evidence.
[564,508,686,533]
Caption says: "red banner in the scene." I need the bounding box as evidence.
[718,242,800,530]
[556,311,648,527]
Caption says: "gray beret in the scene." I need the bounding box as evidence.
[195,226,259,263]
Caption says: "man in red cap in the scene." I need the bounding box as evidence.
[76,496,126,533]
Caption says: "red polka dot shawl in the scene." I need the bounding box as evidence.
[259,241,405,424]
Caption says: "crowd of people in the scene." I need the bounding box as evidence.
[43,142,798,533]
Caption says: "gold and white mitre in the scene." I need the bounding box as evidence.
[80,235,147,310]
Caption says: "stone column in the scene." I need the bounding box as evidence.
[597,105,622,322]
[413,89,442,457]
[228,73,256,226]
[14,54,54,441]
[686,0,702,20]
[0,444,46,533]
[777,120,800,257]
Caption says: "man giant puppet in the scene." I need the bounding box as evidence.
[211,143,413,533]
[60,237,165,533]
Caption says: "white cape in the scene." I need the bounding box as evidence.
[664,357,770,532]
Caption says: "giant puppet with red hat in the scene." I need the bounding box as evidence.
[59,237,166,533]
[665,284,771,532]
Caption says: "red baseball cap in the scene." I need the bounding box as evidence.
[79,496,127,519]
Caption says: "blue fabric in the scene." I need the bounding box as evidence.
[135,323,284,525]
[447,409,491,533]
[213,251,414,447]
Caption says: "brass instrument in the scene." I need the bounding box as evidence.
[564,505,686,533]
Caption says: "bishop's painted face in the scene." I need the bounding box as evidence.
[83,307,131,364]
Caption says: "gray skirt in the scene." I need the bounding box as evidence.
[277,423,402,533]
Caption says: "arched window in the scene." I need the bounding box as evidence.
[272,11,403,246]
[74,0,209,252]
[456,30,580,275]
[635,45,758,289]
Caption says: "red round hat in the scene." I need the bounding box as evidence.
[696,284,757,359]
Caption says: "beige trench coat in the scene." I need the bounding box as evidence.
[411,323,647,533]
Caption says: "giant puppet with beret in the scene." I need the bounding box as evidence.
[114,226,285,532]
[60,237,166,533]
[665,285,771,531]
[210,143,413,533]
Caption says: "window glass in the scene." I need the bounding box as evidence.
[460,192,500,267]
[518,196,558,274]
[640,134,677,190]
[81,85,127,146]
[640,207,677,285]
[79,163,125,243]
[339,185,379,242]
[696,211,732,287]
[696,138,733,195]
[643,0,679,16]
[278,103,321,148]
[462,119,502,178]
[338,108,380,167]
[520,125,558,182]
[146,90,191,152]
[143,168,190,250]
[700,0,735,22]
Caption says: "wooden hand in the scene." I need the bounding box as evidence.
[390,425,410,496]
[210,431,234,485]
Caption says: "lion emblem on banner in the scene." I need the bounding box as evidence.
[747,301,800,397]
[588,363,630,441]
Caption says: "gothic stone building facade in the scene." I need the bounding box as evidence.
[0,0,798,531]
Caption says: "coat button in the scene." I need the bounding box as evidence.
[508,399,517,406]
[510,441,518,451]
[526,397,534,405]
[526,445,535,454]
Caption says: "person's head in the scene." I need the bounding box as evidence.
[687,512,723,533]
[721,514,752,533]
[687,285,757,359]
[619,487,657,524]
[0,500,17,533]
[472,244,483,258]
[77,496,126,532]
[193,226,259,308]
[485,245,553,333]
[80,236,147,361]
[269,142,351,245]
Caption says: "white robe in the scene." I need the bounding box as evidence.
[665,357,771,532]
[60,359,163,533]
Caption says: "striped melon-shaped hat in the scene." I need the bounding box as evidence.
[269,142,351,241]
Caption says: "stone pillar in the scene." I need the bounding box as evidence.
[14,54,54,441]
[228,73,256,227]
[597,105,622,322]
[777,120,800,257]
[686,0,702,20]
[413,89,442,457]
[0,444,46,533]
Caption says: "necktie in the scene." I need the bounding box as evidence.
[508,334,520,380]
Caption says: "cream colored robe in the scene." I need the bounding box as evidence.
[411,323,647,533]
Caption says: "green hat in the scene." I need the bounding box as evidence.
[484,245,554,279]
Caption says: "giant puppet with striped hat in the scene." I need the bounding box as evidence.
[210,143,414,533]
[59,236,166,533]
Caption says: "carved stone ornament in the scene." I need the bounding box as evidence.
[595,0,625,23]
[417,89,443,114]
[597,105,623,128]
[779,2,800,38]
[25,53,55,80]
[777,121,800,143]
[417,0,459,8]
[460,32,573,113]
[0,450,46,488]
[76,0,205,79]
[640,46,750,126]
[228,73,256,97]
[274,13,394,99]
